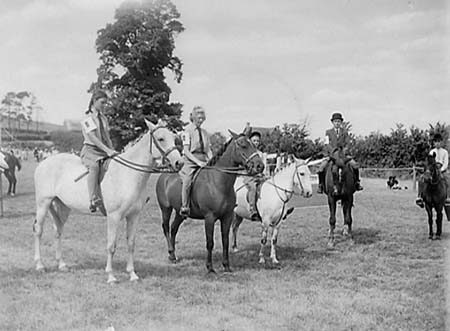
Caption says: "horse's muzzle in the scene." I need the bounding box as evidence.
[173,159,184,172]
[247,160,265,175]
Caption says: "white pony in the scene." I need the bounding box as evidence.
[232,157,321,264]
[33,119,183,283]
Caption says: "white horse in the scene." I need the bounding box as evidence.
[33,119,183,283]
[232,157,320,264]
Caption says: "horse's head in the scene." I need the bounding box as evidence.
[229,130,265,175]
[144,119,184,171]
[423,153,442,186]
[293,157,312,198]
[328,148,352,196]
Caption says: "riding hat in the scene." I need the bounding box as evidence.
[432,133,443,142]
[330,112,344,122]
[249,131,261,139]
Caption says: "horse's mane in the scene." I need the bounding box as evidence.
[206,137,234,166]
[122,132,146,152]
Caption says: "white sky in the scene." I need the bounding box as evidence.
[0,0,448,138]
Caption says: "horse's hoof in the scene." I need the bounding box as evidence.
[58,264,69,272]
[232,247,239,253]
[258,257,265,264]
[327,241,335,249]
[223,266,232,273]
[428,235,433,240]
[107,274,118,284]
[168,254,177,263]
[207,268,216,275]
[36,265,45,272]
[272,259,280,265]
[129,272,139,282]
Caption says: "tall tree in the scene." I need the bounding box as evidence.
[93,0,185,149]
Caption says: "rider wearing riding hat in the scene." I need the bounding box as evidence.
[316,112,363,194]
[244,130,266,221]
[179,106,213,217]
[416,133,450,208]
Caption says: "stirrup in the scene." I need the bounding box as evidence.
[445,198,450,207]
[317,185,324,194]
[180,206,190,217]
[415,198,424,208]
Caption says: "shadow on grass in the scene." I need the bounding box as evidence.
[352,227,381,245]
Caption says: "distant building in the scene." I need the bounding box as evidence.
[63,119,82,132]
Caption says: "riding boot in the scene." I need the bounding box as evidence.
[317,171,325,194]
[353,168,363,191]
[87,165,102,213]
[180,178,191,217]
[248,187,261,221]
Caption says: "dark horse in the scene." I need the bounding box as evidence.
[324,148,355,248]
[3,152,22,196]
[421,153,446,240]
[156,131,265,273]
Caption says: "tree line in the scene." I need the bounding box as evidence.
[1,0,446,169]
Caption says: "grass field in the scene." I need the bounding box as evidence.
[0,159,448,331]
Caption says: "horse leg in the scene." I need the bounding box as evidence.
[231,214,244,253]
[220,212,233,272]
[160,206,174,260]
[425,205,433,239]
[126,211,140,281]
[48,199,70,271]
[168,213,185,262]
[105,213,121,283]
[258,223,269,264]
[204,214,216,273]
[328,196,337,248]
[435,207,443,239]
[342,197,353,240]
[270,224,281,264]
[11,175,16,196]
[33,198,52,271]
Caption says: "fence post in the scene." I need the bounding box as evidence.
[412,165,416,191]
[0,173,3,217]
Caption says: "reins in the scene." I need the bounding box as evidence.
[110,125,179,173]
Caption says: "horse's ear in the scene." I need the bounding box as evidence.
[304,157,312,164]
[157,118,167,127]
[228,130,239,139]
[432,152,436,158]
[144,118,156,130]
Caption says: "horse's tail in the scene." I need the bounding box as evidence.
[15,156,22,171]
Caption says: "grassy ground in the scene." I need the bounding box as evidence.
[0,159,448,331]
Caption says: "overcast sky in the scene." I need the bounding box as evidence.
[0,0,448,138]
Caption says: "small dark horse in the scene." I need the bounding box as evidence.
[156,131,265,273]
[3,152,22,196]
[421,153,446,240]
[324,148,355,248]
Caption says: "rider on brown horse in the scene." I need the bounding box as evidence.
[416,133,450,208]
[317,112,363,195]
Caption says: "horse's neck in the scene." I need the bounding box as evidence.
[114,133,153,180]
[210,147,238,185]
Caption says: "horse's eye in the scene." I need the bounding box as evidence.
[157,138,164,142]
[299,172,305,176]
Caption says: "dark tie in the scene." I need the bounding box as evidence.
[336,129,339,136]
[98,115,107,143]
[197,127,204,153]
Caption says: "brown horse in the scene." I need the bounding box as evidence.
[156,131,265,273]
[324,148,355,248]
[3,152,22,196]
[421,153,447,240]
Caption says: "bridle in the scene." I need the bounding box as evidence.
[204,136,261,175]
[112,126,179,173]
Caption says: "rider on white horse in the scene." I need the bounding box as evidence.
[80,90,118,213]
